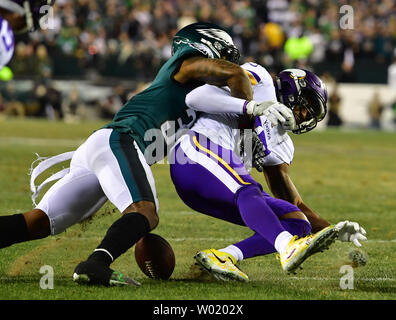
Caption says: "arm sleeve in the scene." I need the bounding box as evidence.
[252,83,277,102]
[185,84,246,114]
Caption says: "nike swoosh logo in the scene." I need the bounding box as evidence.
[286,248,296,260]
[211,251,226,263]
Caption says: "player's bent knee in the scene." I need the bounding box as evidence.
[123,200,158,230]
[235,184,263,204]
[148,213,159,230]
[280,211,309,222]
[141,210,159,231]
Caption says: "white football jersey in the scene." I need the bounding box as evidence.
[191,62,294,168]
[0,15,14,70]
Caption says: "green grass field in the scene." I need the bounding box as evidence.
[0,118,395,301]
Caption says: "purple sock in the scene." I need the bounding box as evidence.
[235,218,312,259]
[236,185,287,246]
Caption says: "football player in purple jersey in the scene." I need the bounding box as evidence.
[170,67,367,280]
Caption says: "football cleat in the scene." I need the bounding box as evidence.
[280,225,338,273]
[194,249,249,282]
[73,260,140,287]
[109,271,141,287]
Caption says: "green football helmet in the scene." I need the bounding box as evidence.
[172,22,240,64]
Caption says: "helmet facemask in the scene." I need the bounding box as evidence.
[291,88,327,134]
[199,31,240,64]
[219,44,240,64]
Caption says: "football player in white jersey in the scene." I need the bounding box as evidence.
[169,63,367,281]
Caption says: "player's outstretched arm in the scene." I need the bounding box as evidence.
[263,163,331,233]
[174,56,253,101]
[186,83,294,127]
[262,163,367,246]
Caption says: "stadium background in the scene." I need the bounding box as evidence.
[0,0,395,129]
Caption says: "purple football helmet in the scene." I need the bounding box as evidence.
[0,0,54,33]
[274,68,328,134]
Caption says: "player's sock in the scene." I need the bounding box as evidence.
[274,231,294,254]
[0,214,29,249]
[219,245,244,262]
[87,212,150,266]
[233,218,312,259]
[236,185,292,250]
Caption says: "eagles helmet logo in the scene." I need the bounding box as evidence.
[196,28,235,46]
[172,23,241,64]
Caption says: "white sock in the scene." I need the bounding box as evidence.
[219,245,244,262]
[274,231,294,254]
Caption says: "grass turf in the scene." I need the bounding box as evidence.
[0,118,395,300]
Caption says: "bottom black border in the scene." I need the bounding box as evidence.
[1,300,395,318]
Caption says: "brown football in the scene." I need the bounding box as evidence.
[134,233,175,280]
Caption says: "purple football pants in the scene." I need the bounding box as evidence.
[169,132,311,259]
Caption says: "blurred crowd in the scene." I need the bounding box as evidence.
[8,0,396,82]
[0,79,148,121]
[1,0,396,127]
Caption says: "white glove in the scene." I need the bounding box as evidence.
[281,111,297,131]
[335,220,367,247]
[245,100,294,127]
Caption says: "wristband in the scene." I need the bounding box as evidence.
[242,100,249,114]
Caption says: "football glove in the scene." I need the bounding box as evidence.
[238,129,266,172]
[281,112,297,132]
[245,100,294,127]
[334,220,367,247]
[251,130,266,172]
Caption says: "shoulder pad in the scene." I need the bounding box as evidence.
[241,62,273,87]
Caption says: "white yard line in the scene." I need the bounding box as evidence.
[287,276,395,282]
